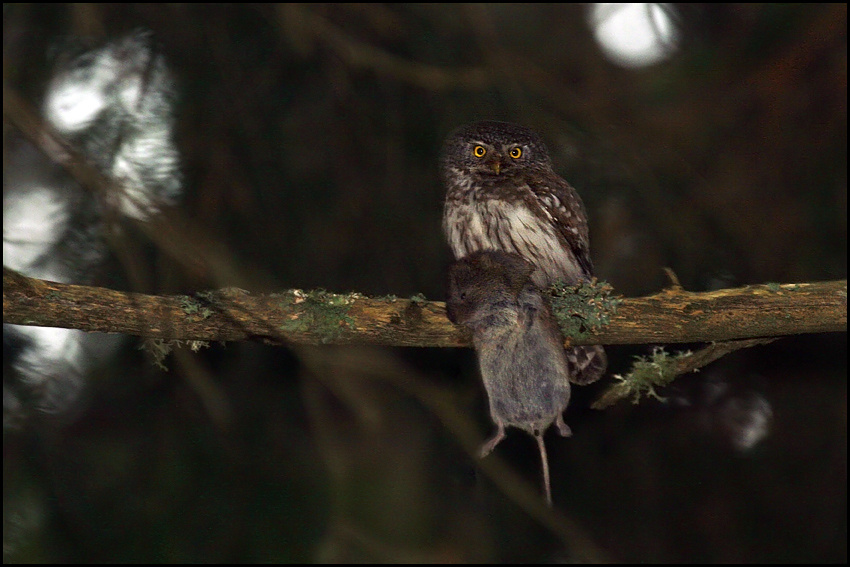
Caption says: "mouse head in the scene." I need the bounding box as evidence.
[446,250,536,326]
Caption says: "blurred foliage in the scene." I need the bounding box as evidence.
[3,3,846,563]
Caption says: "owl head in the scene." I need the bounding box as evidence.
[440,120,552,180]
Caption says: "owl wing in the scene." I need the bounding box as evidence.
[527,173,595,279]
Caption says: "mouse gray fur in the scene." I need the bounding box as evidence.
[447,250,573,506]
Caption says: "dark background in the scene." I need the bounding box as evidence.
[3,3,846,562]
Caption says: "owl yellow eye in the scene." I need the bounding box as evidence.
[509,147,522,159]
[473,145,487,158]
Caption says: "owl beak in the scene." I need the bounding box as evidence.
[487,160,502,175]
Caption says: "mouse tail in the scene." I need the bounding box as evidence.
[535,432,553,507]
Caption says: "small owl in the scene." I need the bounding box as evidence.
[442,120,606,385]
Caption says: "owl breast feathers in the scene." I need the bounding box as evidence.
[441,120,606,384]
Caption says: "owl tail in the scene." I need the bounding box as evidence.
[567,345,607,385]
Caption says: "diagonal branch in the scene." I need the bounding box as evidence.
[591,338,779,409]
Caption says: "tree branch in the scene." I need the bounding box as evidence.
[591,338,780,409]
[3,268,845,347]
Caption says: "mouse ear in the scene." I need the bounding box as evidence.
[515,255,536,282]
[486,255,531,300]
[501,253,536,287]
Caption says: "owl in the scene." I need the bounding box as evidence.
[441,120,606,385]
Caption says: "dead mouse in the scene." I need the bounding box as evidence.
[447,250,575,506]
